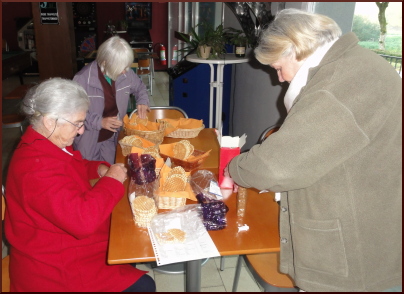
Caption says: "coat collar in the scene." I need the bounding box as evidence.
[19,125,84,162]
[86,61,129,90]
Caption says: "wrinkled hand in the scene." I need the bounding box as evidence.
[101,116,123,132]
[137,104,150,119]
[104,163,128,183]
[97,164,109,177]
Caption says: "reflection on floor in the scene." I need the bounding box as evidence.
[2,71,264,292]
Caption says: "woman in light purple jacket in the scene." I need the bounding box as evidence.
[73,36,150,164]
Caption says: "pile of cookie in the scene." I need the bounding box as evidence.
[156,228,186,244]
[121,135,144,147]
[131,195,157,228]
[161,166,188,192]
[173,140,194,160]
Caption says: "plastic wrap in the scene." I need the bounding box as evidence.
[128,153,157,185]
[149,204,206,244]
[190,170,229,231]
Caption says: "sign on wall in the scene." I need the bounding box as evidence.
[40,2,59,25]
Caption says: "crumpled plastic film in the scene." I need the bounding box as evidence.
[190,170,229,231]
[149,204,206,244]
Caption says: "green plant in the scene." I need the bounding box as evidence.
[179,22,227,59]
[224,27,249,47]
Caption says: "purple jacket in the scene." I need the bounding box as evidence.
[73,61,149,160]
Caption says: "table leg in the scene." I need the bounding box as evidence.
[186,259,202,292]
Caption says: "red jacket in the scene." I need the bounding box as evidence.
[4,126,146,291]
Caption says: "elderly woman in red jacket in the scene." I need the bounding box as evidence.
[4,78,155,292]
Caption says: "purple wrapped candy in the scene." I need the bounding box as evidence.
[128,153,156,185]
[196,193,229,231]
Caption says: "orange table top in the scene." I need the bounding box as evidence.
[108,128,280,264]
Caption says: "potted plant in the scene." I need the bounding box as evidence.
[179,22,227,60]
[224,27,249,58]
[119,19,128,32]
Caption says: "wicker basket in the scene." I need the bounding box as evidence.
[124,122,166,145]
[159,150,208,172]
[119,141,139,156]
[166,125,205,138]
[154,193,187,210]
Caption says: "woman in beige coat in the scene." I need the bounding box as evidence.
[228,9,402,292]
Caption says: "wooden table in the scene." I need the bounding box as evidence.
[108,128,280,291]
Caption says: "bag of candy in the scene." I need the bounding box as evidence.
[190,170,229,231]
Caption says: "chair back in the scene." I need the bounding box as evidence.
[130,106,188,121]
[259,124,281,143]
[133,48,151,68]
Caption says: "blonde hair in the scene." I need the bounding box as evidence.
[96,36,134,81]
[255,9,342,65]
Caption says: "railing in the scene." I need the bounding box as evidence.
[379,54,402,76]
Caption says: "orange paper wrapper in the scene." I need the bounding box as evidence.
[154,164,197,201]
[131,146,164,169]
[159,143,211,163]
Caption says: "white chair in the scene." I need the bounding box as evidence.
[130,106,188,121]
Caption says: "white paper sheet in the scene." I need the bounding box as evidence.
[148,223,220,266]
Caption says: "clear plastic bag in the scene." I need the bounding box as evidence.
[190,170,229,231]
[149,204,206,244]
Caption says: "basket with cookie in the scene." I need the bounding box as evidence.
[118,135,156,156]
[158,140,211,172]
[153,165,197,209]
[123,114,167,144]
[157,118,205,139]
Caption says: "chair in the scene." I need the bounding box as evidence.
[232,123,297,292]
[2,187,10,292]
[233,252,298,292]
[130,106,188,121]
[259,124,281,143]
[133,48,153,96]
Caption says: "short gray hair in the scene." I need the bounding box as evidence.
[21,78,89,128]
[96,36,134,81]
[255,8,342,65]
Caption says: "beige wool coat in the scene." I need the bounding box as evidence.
[229,33,402,292]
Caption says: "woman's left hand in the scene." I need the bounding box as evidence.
[97,164,109,177]
[137,104,150,119]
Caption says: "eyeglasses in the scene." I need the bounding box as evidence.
[60,117,86,130]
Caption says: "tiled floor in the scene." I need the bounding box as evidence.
[2,71,264,292]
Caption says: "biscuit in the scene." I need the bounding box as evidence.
[162,174,187,192]
[168,166,186,178]
[143,146,161,158]
[156,228,186,244]
[173,140,194,160]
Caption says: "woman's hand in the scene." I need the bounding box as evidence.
[97,164,109,177]
[101,116,122,132]
[104,163,128,183]
[136,104,150,119]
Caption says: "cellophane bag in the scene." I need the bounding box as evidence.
[128,153,158,198]
[149,204,206,245]
[190,170,229,231]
